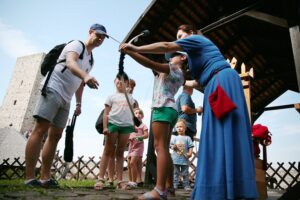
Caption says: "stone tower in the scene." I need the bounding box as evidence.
[0,53,45,134]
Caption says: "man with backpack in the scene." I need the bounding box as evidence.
[24,23,108,188]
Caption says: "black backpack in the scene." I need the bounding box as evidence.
[40,40,93,96]
[95,109,104,134]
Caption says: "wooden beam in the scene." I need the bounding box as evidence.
[289,25,300,92]
[263,103,300,111]
[295,103,300,113]
[200,2,261,33]
[244,10,288,28]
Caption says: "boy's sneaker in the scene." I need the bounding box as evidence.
[40,179,60,188]
[184,186,192,191]
[24,179,41,187]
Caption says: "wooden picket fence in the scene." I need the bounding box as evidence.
[266,162,300,190]
[1,153,299,190]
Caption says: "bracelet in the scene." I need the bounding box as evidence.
[76,102,81,106]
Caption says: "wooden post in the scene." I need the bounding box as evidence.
[229,57,254,120]
[144,110,157,184]
[289,25,300,92]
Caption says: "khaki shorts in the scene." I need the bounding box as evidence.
[152,107,178,128]
[33,88,70,128]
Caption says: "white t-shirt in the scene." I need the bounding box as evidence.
[45,40,93,103]
[105,92,134,127]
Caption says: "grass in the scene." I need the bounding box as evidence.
[0,179,97,193]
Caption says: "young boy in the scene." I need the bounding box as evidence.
[170,119,194,191]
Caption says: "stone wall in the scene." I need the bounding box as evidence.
[0,53,45,134]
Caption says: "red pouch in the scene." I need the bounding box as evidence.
[209,84,237,119]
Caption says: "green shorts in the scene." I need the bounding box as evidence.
[108,122,134,134]
[152,107,178,128]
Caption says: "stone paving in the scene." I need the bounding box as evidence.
[0,186,284,200]
[0,187,191,200]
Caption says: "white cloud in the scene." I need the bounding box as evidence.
[0,20,40,58]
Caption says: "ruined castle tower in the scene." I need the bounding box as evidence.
[0,53,45,134]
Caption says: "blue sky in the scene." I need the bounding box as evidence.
[1,0,299,163]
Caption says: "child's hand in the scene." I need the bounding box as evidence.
[197,106,203,116]
[103,128,109,135]
[135,136,143,142]
[129,135,135,141]
[173,144,178,151]
[185,153,192,159]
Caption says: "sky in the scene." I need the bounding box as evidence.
[0,0,299,164]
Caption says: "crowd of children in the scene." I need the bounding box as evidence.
[25,23,257,200]
[91,46,198,200]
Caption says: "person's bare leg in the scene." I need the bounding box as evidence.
[40,125,63,180]
[115,134,130,182]
[25,118,50,180]
[165,130,174,189]
[139,122,170,199]
[136,156,143,183]
[130,156,139,182]
[128,157,133,182]
[107,151,116,182]
[98,134,117,180]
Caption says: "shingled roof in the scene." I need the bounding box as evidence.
[123,0,300,121]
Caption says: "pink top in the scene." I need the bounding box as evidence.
[128,123,148,157]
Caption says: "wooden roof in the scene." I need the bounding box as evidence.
[123,0,300,121]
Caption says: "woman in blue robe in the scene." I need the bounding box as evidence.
[120,24,258,200]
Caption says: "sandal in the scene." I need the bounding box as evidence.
[139,187,167,200]
[166,187,175,197]
[117,181,137,190]
[116,180,129,189]
[108,181,114,186]
[94,179,105,190]
[125,182,137,190]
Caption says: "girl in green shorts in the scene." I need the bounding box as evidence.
[120,46,187,200]
[94,73,135,190]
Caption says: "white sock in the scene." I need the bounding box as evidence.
[39,179,50,183]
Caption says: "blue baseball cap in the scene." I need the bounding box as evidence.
[90,23,109,38]
[165,51,188,61]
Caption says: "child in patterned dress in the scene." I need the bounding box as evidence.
[127,108,148,188]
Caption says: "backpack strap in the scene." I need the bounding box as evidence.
[77,40,85,60]
[61,40,86,73]
[41,67,55,96]
[90,52,94,66]
[41,40,86,96]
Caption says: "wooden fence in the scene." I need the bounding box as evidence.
[266,162,300,190]
[1,152,299,190]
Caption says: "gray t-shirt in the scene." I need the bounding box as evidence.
[45,40,93,103]
[105,92,134,127]
[170,135,194,165]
